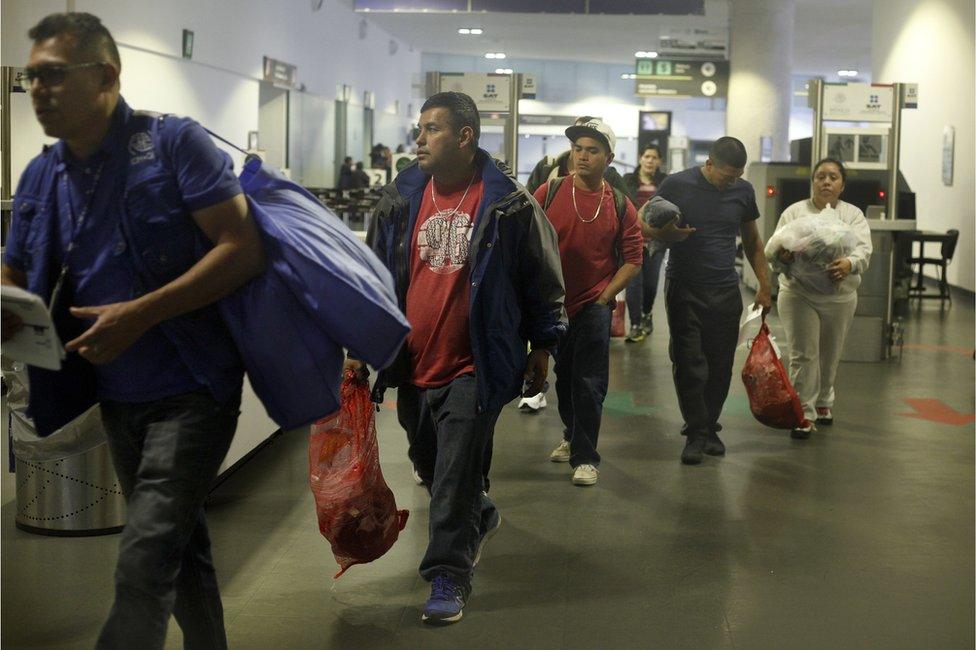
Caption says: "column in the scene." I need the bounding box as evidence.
[726,0,795,168]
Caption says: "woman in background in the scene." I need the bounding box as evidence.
[622,144,667,342]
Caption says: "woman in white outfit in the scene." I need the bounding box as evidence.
[765,158,872,439]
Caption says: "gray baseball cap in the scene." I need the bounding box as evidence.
[565,118,616,153]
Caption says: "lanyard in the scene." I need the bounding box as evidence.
[49,163,106,313]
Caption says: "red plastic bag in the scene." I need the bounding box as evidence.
[741,318,806,430]
[309,372,408,578]
[611,299,626,337]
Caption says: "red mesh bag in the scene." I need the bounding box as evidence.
[611,299,626,337]
[308,372,408,578]
[741,317,806,430]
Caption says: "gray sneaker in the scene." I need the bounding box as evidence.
[641,312,654,334]
[549,440,571,463]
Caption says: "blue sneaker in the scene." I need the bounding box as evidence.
[422,573,471,625]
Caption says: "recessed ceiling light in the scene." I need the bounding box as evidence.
[635,51,646,57]
[495,68,513,74]
[458,28,471,34]
[470,28,483,35]
[647,51,658,58]
[837,69,858,77]
[485,52,496,59]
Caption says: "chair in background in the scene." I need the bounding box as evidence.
[908,229,959,307]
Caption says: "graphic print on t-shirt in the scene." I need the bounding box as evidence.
[417,208,473,274]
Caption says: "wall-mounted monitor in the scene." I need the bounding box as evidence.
[640,111,672,133]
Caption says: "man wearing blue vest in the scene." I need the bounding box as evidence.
[1,14,265,649]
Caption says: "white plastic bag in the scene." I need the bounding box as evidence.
[768,208,859,293]
[737,305,763,348]
[3,360,108,462]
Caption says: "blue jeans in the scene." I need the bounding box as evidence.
[396,375,499,584]
[554,302,612,467]
[96,389,241,650]
[625,245,666,328]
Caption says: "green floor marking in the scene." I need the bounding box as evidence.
[722,393,753,417]
[603,390,660,416]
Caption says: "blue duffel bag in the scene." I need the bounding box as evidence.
[219,155,409,429]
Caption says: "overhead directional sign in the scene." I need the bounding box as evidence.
[634,58,729,99]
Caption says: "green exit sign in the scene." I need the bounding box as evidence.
[636,60,678,77]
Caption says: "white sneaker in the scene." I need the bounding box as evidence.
[549,440,571,463]
[572,464,599,486]
[518,392,548,412]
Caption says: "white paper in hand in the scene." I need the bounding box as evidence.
[737,304,763,348]
[1,285,64,370]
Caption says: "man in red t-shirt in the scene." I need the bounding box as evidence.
[533,118,643,486]
[349,92,565,624]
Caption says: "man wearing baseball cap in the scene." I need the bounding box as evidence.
[533,118,643,486]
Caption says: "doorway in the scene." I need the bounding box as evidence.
[258,82,290,172]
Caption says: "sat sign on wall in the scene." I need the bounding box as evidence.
[439,72,512,112]
[822,83,894,123]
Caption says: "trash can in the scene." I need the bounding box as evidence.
[6,364,126,536]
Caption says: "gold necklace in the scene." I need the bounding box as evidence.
[430,170,477,215]
[572,173,605,223]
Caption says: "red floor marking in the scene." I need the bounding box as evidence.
[900,398,976,426]
[902,343,976,358]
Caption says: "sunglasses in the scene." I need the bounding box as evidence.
[17,62,104,89]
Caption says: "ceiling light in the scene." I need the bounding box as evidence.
[470,28,483,35]
[495,68,513,74]
[485,52,497,59]
[635,51,659,59]
[495,52,506,59]
[458,28,471,34]
[620,72,636,80]
[647,51,658,58]
[838,69,859,77]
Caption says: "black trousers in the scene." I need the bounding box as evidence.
[665,279,743,438]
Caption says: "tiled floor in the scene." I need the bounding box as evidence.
[3,288,974,649]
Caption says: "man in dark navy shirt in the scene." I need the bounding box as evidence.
[1,14,265,649]
[653,137,771,465]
